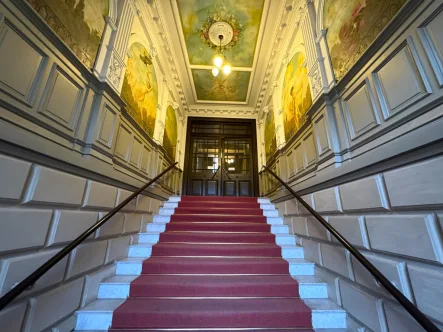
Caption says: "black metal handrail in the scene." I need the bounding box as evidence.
[261,165,439,332]
[0,162,178,311]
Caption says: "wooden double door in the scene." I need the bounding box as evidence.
[183,118,258,197]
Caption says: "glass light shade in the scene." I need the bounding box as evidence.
[223,64,232,75]
[213,56,223,68]
[212,67,219,77]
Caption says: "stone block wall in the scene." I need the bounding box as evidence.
[0,152,163,331]
[277,155,443,331]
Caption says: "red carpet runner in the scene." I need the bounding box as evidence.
[110,196,313,331]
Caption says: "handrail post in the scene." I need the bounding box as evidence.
[0,162,178,311]
[261,165,440,332]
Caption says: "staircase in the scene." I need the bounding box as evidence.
[75,196,347,331]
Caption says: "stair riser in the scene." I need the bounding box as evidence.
[158,233,277,244]
[312,311,347,329]
[160,208,278,217]
[97,281,327,300]
[147,223,287,234]
[150,246,282,257]
[75,309,345,330]
[181,197,259,203]
[141,262,290,274]
[129,245,152,258]
[164,202,276,210]
[155,215,284,224]
[129,244,302,259]
[75,312,113,330]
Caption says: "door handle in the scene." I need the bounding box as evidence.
[221,167,231,180]
[211,166,221,179]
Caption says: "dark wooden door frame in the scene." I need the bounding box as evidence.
[182,117,259,197]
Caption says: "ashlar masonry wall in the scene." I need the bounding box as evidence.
[0,152,163,332]
[276,155,443,331]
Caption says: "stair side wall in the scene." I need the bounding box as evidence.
[0,152,163,332]
[272,154,443,331]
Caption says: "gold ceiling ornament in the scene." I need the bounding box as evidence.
[211,35,231,77]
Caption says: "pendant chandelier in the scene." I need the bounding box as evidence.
[212,35,231,77]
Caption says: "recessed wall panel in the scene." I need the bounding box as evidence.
[0,23,44,104]
[344,82,379,140]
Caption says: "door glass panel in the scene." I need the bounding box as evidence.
[224,139,250,173]
[191,139,219,173]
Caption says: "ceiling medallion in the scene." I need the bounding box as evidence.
[208,22,233,46]
[198,7,244,52]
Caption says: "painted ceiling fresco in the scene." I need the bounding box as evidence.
[176,0,265,102]
[27,0,109,68]
[324,0,407,81]
[192,70,251,102]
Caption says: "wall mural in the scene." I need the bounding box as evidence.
[121,42,158,138]
[324,0,407,81]
[27,0,109,68]
[282,52,312,142]
[163,105,178,160]
[177,0,264,67]
[264,110,277,161]
[192,70,250,102]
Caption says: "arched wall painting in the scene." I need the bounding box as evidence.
[282,52,312,142]
[121,42,158,138]
[264,110,277,162]
[27,0,109,68]
[324,0,407,81]
[163,106,178,160]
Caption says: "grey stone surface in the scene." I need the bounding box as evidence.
[0,249,68,297]
[384,302,425,332]
[306,216,329,240]
[82,264,116,306]
[276,202,285,216]
[351,253,406,299]
[339,176,387,211]
[0,208,52,252]
[49,314,77,332]
[328,216,364,247]
[26,166,87,206]
[408,263,443,321]
[292,217,307,236]
[106,236,131,263]
[67,241,107,279]
[0,154,31,201]
[116,189,136,211]
[150,199,162,214]
[136,195,151,212]
[339,279,383,332]
[320,244,350,278]
[315,267,339,303]
[50,210,98,245]
[365,215,437,261]
[285,199,298,215]
[303,239,321,264]
[0,301,26,332]
[96,213,124,238]
[299,194,314,215]
[384,156,443,207]
[124,214,142,234]
[83,180,118,209]
[27,278,84,332]
[313,187,341,213]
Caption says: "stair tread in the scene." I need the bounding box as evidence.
[103,275,138,284]
[303,299,346,312]
[78,299,125,312]
[292,275,326,284]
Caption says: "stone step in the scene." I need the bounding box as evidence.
[75,298,345,330]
